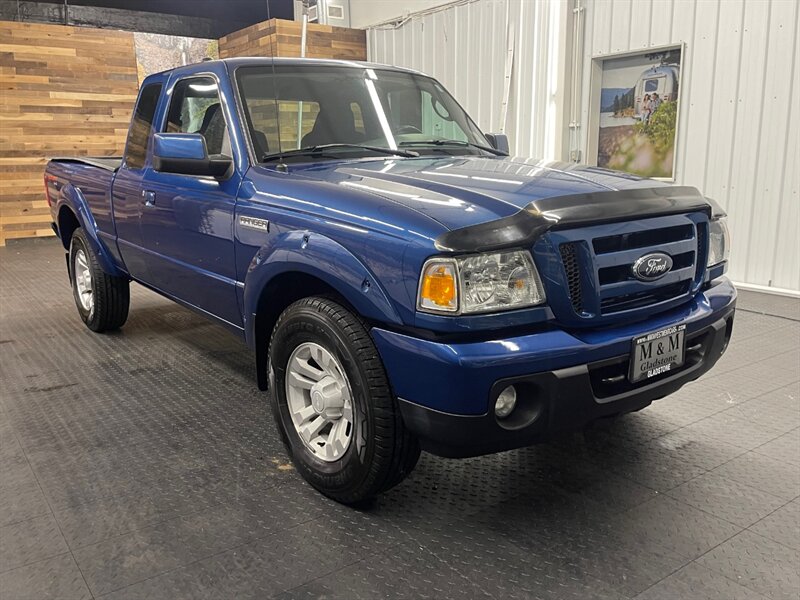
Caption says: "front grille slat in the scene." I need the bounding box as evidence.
[599,266,697,299]
[593,224,694,254]
[600,281,691,313]
[593,237,698,269]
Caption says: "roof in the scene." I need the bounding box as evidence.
[148,57,426,80]
[226,57,424,74]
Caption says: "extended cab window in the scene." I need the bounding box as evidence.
[124,83,161,170]
[165,77,231,156]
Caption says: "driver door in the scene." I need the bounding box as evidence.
[138,75,243,328]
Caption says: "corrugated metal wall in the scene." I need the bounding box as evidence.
[366,0,800,292]
[366,0,566,159]
[580,0,799,291]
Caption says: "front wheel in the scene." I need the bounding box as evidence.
[69,228,130,332]
[268,297,420,504]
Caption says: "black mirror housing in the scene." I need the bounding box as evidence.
[154,155,233,178]
[485,133,510,155]
[152,133,232,178]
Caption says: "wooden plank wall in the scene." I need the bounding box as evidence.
[219,19,367,60]
[0,18,365,246]
[0,21,138,246]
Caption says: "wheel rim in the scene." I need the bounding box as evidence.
[285,342,354,462]
[73,248,94,313]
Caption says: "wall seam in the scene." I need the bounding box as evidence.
[700,0,722,193]
[722,0,747,215]
[741,0,772,283]
[767,0,799,287]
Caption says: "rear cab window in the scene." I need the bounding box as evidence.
[123,83,162,170]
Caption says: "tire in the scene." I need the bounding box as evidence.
[268,296,420,504]
[69,228,130,333]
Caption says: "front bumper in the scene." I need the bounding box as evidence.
[372,278,736,458]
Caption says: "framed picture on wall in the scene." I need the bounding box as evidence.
[587,44,684,181]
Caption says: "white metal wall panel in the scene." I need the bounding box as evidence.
[576,0,799,290]
[366,0,799,291]
[366,0,564,159]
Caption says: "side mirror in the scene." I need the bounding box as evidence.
[152,133,232,178]
[484,133,510,155]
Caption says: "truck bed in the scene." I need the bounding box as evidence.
[46,157,120,245]
[50,156,123,172]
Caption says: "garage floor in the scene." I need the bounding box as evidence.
[1,238,798,600]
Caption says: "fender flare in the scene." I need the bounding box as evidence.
[57,185,125,278]
[243,230,404,350]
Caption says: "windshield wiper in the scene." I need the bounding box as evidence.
[261,143,418,163]
[398,139,508,156]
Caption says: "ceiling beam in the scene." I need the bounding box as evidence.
[0,0,268,37]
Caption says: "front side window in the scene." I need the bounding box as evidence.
[165,77,230,156]
[236,65,489,162]
[124,83,161,169]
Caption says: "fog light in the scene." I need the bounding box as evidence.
[495,385,517,418]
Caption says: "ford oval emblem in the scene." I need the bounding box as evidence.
[632,253,673,281]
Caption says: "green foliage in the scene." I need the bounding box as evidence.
[635,101,677,155]
[601,100,678,178]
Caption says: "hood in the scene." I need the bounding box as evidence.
[285,155,674,232]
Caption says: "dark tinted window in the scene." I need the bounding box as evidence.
[644,79,659,92]
[124,83,162,170]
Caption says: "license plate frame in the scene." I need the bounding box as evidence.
[629,324,687,384]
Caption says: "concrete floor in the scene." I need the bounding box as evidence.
[1,237,798,600]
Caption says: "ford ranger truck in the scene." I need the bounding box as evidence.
[45,58,735,504]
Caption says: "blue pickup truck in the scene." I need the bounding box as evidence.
[45,58,735,503]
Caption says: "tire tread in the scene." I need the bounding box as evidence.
[269,296,419,503]
[71,229,129,332]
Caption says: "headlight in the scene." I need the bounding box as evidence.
[418,250,545,314]
[707,217,730,267]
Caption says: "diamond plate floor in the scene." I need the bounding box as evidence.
[1,237,798,600]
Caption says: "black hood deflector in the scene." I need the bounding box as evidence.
[434,186,721,253]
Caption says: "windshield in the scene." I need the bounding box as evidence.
[235,65,491,162]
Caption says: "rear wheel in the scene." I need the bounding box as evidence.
[69,228,130,332]
[268,296,420,504]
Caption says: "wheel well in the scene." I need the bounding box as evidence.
[253,271,356,391]
[57,207,80,249]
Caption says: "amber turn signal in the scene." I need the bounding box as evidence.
[418,260,458,312]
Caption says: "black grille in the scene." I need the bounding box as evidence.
[552,215,704,320]
[695,221,708,280]
[559,243,583,312]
